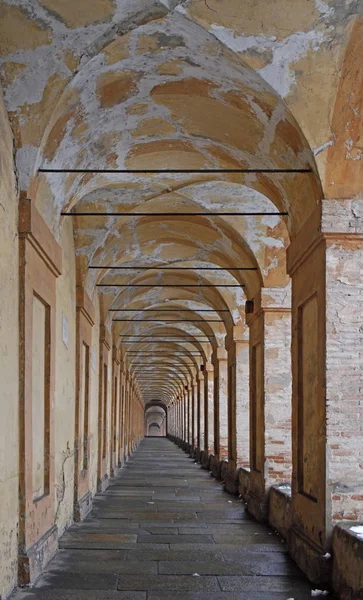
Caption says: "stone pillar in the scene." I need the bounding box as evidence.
[226,326,250,468]
[287,200,363,584]
[224,326,249,494]
[98,325,111,492]
[124,373,131,459]
[197,370,205,453]
[188,385,193,448]
[185,386,191,446]
[110,346,121,477]
[204,361,214,461]
[178,397,182,441]
[212,348,228,460]
[118,365,126,467]
[192,380,198,449]
[246,287,292,522]
[18,200,62,583]
[183,390,187,443]
[74,287,95,521]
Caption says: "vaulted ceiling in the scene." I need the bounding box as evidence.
[1,0,362,405]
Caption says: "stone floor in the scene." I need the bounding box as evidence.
[13,438,334,600]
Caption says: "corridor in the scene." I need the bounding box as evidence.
[13,439,330,600]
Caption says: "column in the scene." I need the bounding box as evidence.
[118,365,126,467]
[204,361,214,461]
[192,379,198,449]
[110,346,121,477]
[197,370,205,453]
[212,348,228,460]
[188,385,193,449]
[97,325,111,492]
[226,326,250,469]
[74,286,95,521]
[246,288,292,522]
[287,199,363,582]
[18,200,62,583]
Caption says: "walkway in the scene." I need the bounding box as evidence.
[13,439,332,600]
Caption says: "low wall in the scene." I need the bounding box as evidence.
[238,467,250,502]
[268,484,292,539]
[332,523,363,600]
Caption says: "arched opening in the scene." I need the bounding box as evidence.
[145,404,167,437]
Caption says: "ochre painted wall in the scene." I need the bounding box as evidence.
[0,86,19,599]
[54,219,77,536]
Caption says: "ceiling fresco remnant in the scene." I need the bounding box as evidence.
[1,0,361,405]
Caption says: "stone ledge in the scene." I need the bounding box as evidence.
[268,484,292,539]
[332,523,363,600]
[222,462,239,496]
[238,467,250,502]
[209,454,222,479]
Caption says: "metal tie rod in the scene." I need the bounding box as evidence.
[91,266,256,270]
[111,309,229,312]
[98,284,244,288]
[63,211,288,216]
[40,167,311,174]
[114,319,222,322]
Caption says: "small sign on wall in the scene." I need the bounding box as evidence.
[62,312,68,348]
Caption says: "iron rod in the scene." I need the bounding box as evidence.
[119,335,213,338]
[63,211,288,216]
[98,284,244,287]
[91,266,256,270]
[114,318,222,321]
[41,168,311,174]
[111,309,229,312]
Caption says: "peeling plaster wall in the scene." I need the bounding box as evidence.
[54,219,76,536]
[0,86,19,599]
[89,295,101,496]
[182,0,362,186]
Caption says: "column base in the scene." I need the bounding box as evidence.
[247,490,268,522]
[18,524,58,585]
[74,490,92,522]
[110,464,121,478]
[223,463,239,495]
[195,448,203,464]
[97,473,109,493]
[202,452,211,470]
[210,455,222,479]
[238,467,250,502]
[288,524,331,585]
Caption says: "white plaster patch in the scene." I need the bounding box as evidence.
[62,312,69,348]
[313,139,334,156]
[209,24,326,97]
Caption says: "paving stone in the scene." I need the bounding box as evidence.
[59,533,137,549]
[218,575,313,592]
[34,572,118,589]
[117,574,220,591]
[137,534,214,544]
[147,593,327,600]
[158,559,304,576]
[126,549,224,562]
[12,592,146,600]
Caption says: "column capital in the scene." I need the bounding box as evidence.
[211,346,228,363]
[203,361,214,374]
[225,325,248,350]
